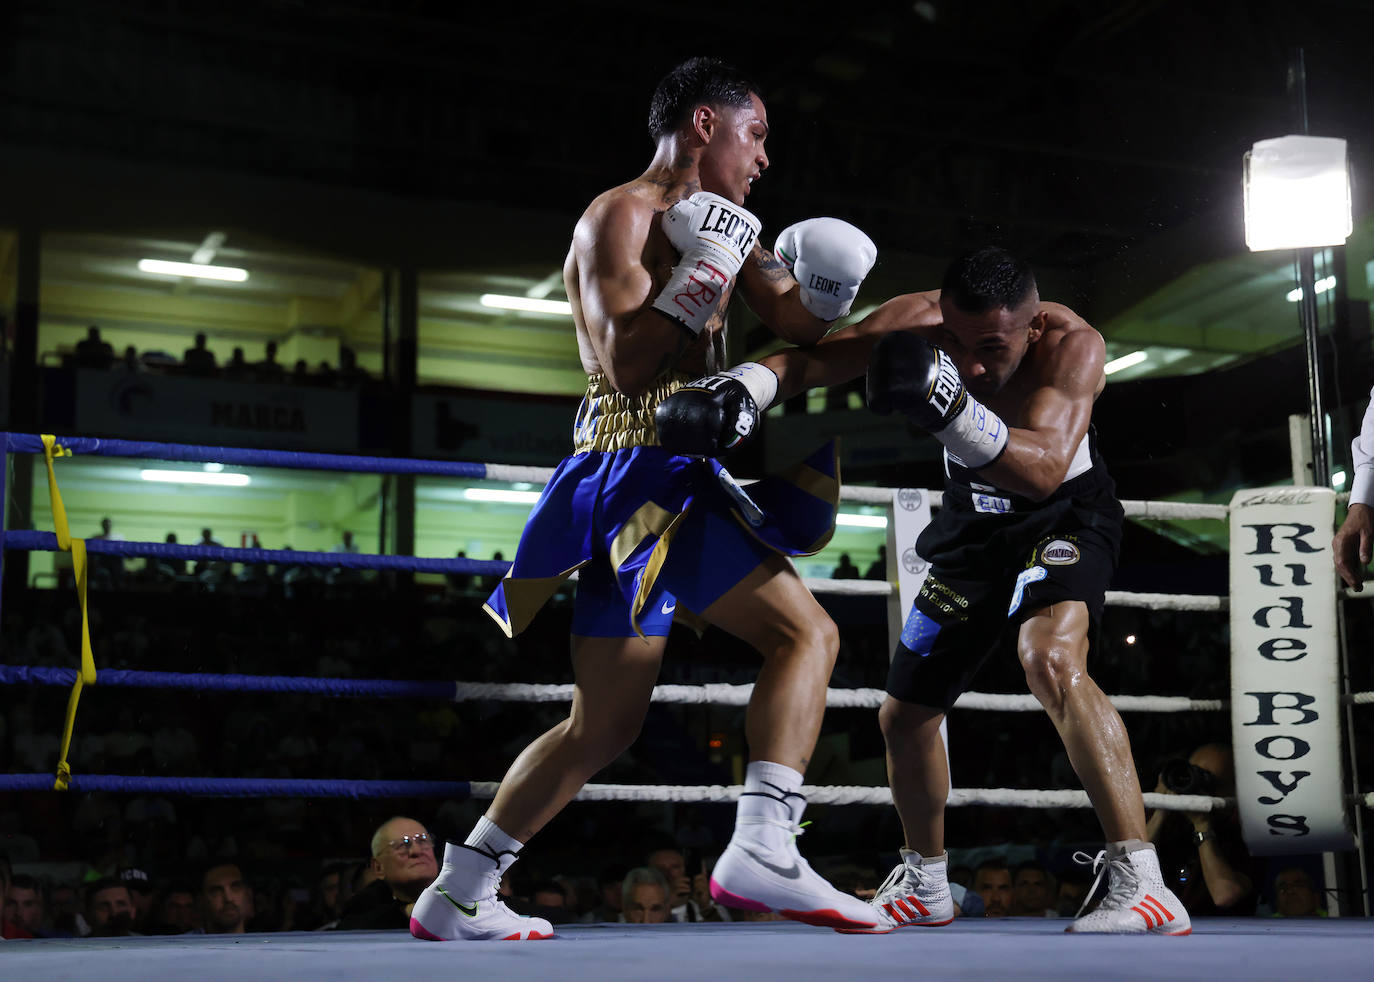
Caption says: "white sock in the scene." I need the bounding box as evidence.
[735,761,805,848]
[462,815,524,861]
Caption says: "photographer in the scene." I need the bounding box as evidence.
[1146,743,1257,915]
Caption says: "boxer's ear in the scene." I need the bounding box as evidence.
[1027,310,1048,343]
[691,104,718,145]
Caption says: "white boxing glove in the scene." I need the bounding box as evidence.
[774,218,877,321]
[653,192,762,336]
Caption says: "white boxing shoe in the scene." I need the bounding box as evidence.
[1066,842,1191,936]
[863,849,955,929]
[710,817,894,933]
[410,843,553,942]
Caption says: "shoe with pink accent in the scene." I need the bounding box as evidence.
[710,817,894,933]
[1066,842,1191,935]
[861,849,955,929]
[410,843,553,941]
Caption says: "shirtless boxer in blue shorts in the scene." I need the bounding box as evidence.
[658,247,1191,935]
[408,57,889,941]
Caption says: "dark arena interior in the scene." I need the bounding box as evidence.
[2,3,1374,980]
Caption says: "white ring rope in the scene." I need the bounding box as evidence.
[451,681,1226,713]
[806,577,1228,611]
[465,781,1227,813]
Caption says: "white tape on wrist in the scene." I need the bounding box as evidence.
[719,362,779,413]
[652,260,733,336]
[938,395,1008,469]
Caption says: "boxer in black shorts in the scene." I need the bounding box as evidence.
[660,246,1190,935]
[887,432,1124,713]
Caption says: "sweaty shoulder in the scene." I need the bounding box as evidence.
[575,184,660,248]
[1035,302,1105,394]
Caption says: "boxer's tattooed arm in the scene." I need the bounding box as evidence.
[749,243,792,283]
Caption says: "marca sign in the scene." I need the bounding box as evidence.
[1229,487,1353,855]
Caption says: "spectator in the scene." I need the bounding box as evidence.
[48,882,81,936]
[620,867,670,924]
[116,345,141,373]
[446,550,474,594]
[148,881,197,934]
[155,532,189,581]
[1,854,34,939]
[1010,860,1055,917]
[335,817,438,930]
[85,878,137,937]
[75,325,115,369]
[6,873,46,936]
[338,345,369,385]
[1055,871,1092,917]
[831,553,861,580]
[223,347,249,380]
[864,545,887,580]
[253,341,286,381]
[200,862,253,934]
[1271,867,1327,918]
[315,360,337,384]
[195,528,228,586]
[1146,742,1257,916]
[291,359,310,384]
[587,863,628,922]
[333,531,360,554]
[117,867,156,932]
[89,517,126,589]
[183,333,217,376]
[646,845,724,922]
[1333,382,1374,592]
[972,859,1013,917]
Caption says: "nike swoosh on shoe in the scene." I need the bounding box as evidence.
[437,887,478,917]
[739,846,800,879]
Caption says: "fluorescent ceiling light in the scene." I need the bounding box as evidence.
[836,513,887,529]
[203,462,224,472]
[1244,135,1352,251]
[141,469,251,487]
[1104,350,1148,375]
[1332,470,1346,489]
[138,258,249,282]
[463,487,542,504]
[1286,276,1337,302]
[480,293,572,316]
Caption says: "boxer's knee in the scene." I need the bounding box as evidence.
[879,697,943,754]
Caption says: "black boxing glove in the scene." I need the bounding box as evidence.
[867,332,1008,468]
[655,363,778,457]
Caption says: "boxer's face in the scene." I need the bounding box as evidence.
[697,92,769,205]
[938,294,1043,397]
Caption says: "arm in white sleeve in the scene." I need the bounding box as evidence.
[1350,384,1374,507]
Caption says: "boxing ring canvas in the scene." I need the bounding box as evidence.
[8,919,1373,982]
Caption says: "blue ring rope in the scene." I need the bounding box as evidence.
[0,774,472,798]
[3,529,511,575]
[0,665,459,699]
[5,432,497,478]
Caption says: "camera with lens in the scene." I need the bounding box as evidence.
[1160,758,1218,795]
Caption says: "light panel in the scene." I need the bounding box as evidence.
[1244,135,1352,251]
[137,258,249,281]
[141,469,251,486]
[480,294,573,316]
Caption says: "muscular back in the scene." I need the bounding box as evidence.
[563,179,724,395]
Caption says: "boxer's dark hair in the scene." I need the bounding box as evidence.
[648,57,760,139]
[941,246,1037,313]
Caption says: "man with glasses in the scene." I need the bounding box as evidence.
[336,817,438,930]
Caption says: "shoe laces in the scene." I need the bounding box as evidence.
[876,860,926,901]
[1072,849,1139,918]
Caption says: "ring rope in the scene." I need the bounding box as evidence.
[0,773,1231,813]
[0,666,1234,712]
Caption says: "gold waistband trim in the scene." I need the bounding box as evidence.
[572,372,691,453]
